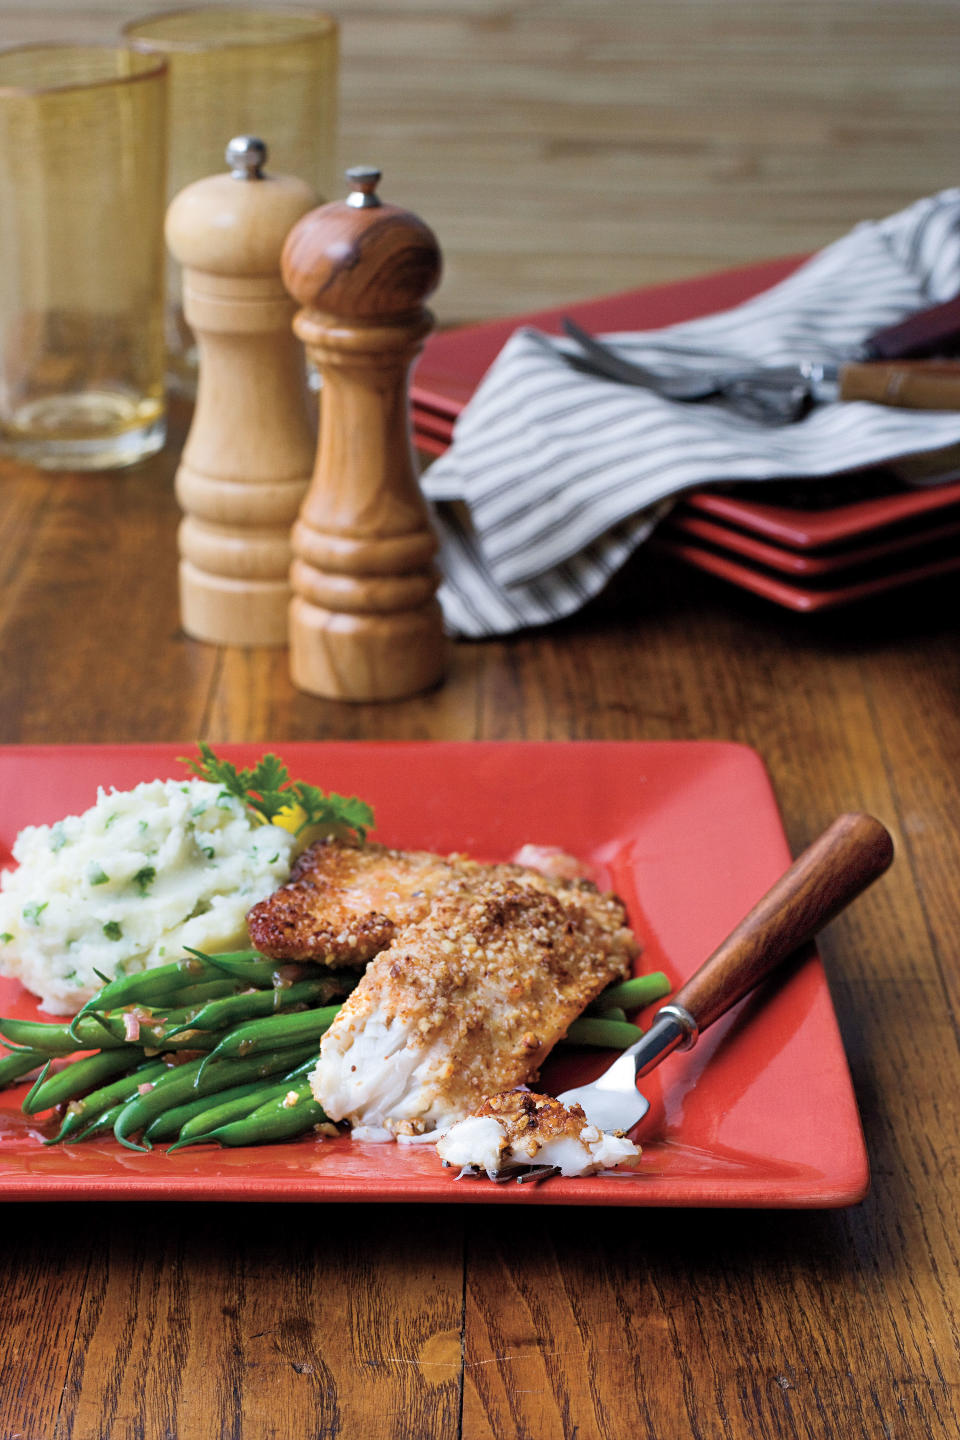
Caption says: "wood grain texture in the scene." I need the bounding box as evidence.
[0,1203,464,1440]
[282,194,442,319]
[1,3,960,1438]
[167,168,318,647]
[284,181,446,700]
[839,360,960,410]
[3,461,960,1440]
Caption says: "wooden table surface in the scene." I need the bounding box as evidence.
[2,4,960,1438]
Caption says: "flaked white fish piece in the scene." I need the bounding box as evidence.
[436,1091,641,1178]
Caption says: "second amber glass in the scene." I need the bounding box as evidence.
[122,6,339,390]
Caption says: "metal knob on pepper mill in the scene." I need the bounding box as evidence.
[281,166,447,701]
[165,136,319,647]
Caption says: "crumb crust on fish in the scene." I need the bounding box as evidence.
[311,866,637,1133]
[245,839,464,966]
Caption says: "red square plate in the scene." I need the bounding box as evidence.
[652,532,960,612]
[0,742,869,1207]
[662,510,960,576]
[682,476,960,549]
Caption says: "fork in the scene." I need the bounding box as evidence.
[557,812,894,1134]
[526,322,723,399]
[559,318,727,398]
[558,317,812,422]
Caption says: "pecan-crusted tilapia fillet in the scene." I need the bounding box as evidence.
[246,839,466,967]
[310,869,637,1134]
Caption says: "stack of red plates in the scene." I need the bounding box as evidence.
[412,259,960,612]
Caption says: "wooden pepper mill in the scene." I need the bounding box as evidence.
[280,165,447,700]
[165,137,319,647]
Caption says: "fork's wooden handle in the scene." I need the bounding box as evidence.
[672,813,894,1033]
[839,360,960,410]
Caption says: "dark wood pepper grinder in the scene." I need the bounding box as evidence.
[280,166,447,701]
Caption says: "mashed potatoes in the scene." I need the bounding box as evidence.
[0,779,297,1014]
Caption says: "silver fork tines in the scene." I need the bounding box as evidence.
[514,1165,561,1185]
[454,1163,561,1185]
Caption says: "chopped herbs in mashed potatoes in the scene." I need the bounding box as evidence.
[0,779,298,1014]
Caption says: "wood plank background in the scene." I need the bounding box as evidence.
[3,0,960,323]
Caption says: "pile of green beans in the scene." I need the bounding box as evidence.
[0,949,357,1151]
[0,960,673,1149]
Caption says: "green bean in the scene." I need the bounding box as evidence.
[1,1014,146,1055]
[115,1003,209,1027]
[23,1046,147,1115]
[166,978,248,1008]
[72,1050,260,1144]
[112,1043,320,1151]
[187,947,355,989]
[166,978,347,1039]
[191,1078,328,1148]
[44,1057,173,1144]
[588,971,671,1014]
[0,1016,92,1055]
[183,948,295,987]
[68,954,228,1036]
[2,1013,221,1056]
[90,1013,219,1051]
[145,1080,271,1143]
[595,1005,628,1023]
[141,1031,219,1053]
[0,1047,47,1089]
[165,1056,319,1148]
[562,1017,644,1049]
[69,1101,126,1143]
[199,1005,340,1070]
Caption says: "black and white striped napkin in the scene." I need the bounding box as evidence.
[421,189,960,638]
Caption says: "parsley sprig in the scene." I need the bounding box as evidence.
[179,744,374,842]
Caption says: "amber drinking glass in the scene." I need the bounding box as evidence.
[121,6,339,391]
[0,45,168,470]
